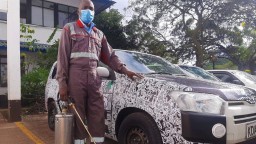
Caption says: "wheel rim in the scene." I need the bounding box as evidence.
[126,127,149,144]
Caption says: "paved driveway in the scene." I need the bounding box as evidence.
[0,111,117,144]
[22,114,118,144]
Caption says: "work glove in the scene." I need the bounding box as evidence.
[126,70,144,81]
[59,87,68,101]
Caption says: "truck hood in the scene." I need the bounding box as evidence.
[148,74,256,104]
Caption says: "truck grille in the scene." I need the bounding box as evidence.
[234,113,256,124]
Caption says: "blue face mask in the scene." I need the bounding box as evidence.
[80,9,94,24]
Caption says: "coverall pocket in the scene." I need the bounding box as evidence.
[93,40,102,57]
[94,41,102,49]
[71,35,84,51]
[71,35,84,41]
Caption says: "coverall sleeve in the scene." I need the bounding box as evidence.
[100,34,129,74]
[56,24,71,91]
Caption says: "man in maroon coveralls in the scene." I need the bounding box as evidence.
[56,0,143,144]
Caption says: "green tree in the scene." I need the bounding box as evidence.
[125,19,174,61]
[129,0,256,67]
[216,24,256,73]
[21,68,48,112]
[94,9,128,49]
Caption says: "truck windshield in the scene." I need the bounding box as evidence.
[115,50,184,75]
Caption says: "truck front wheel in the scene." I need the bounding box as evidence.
[118,112,163,144]
[48,101,57,131]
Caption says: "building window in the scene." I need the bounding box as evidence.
[0,56,7,87]
[58,4,78,28]
[32,5,43,25]
[0,12,7,21]
[1,0,78,28]
[20,0,27,23]
[31,0,43,25]
[29,0,77,28]
[58,4,68,28]
[31,0,54,27]
[43,1,54,27]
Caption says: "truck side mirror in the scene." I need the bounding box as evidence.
[96,67,110,78]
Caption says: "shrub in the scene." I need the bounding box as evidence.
[21,67,49,114]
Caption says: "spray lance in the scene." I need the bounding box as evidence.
[67,97,97,144]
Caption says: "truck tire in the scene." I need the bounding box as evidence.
[118,112,163,144]
[48,101,57,131]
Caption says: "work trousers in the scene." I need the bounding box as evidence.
[68,67,105,144]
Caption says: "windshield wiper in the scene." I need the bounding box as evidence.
[173,74,187,76]
[146,72,188,77]
[146,72,173,75]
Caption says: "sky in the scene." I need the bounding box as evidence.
[111,0,129,15]
[110,0,133,22]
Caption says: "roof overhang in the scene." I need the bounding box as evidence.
[0,40,47,53]
[93,0,116,15]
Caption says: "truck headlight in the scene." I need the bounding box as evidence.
[172,91,226,115]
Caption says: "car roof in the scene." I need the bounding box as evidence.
[179,65,196,67]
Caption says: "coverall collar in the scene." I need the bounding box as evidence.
[76,19,95,34]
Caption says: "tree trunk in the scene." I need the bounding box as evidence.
[195,52,204,68]
[237,64,247,71]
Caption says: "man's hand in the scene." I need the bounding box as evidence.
[126,70,144,81]
[59,87,68,101]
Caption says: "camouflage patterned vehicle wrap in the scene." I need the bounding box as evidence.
[45,50,256,144]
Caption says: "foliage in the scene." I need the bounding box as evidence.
[205,59,237,70]
[21,68,48,98]
[94,9,129,49]
[37,40,59,70]
[21,68,48,113]
[128,0,256,67]
[20,24,38,50]
[20,24,40,73]
[124,19,174,61]
[19,25,58,113]
[217,24,256,73]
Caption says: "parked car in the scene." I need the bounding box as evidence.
[179,65,220,81]
[174,64,202,79]
[45,50,256,144]
[208,70,256,90]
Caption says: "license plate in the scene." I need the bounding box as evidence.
[247,122,256,139]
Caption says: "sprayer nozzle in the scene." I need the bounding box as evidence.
[62,108,68,113]
[67,97,74,105]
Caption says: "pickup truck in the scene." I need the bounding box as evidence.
[45,50,256,144]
